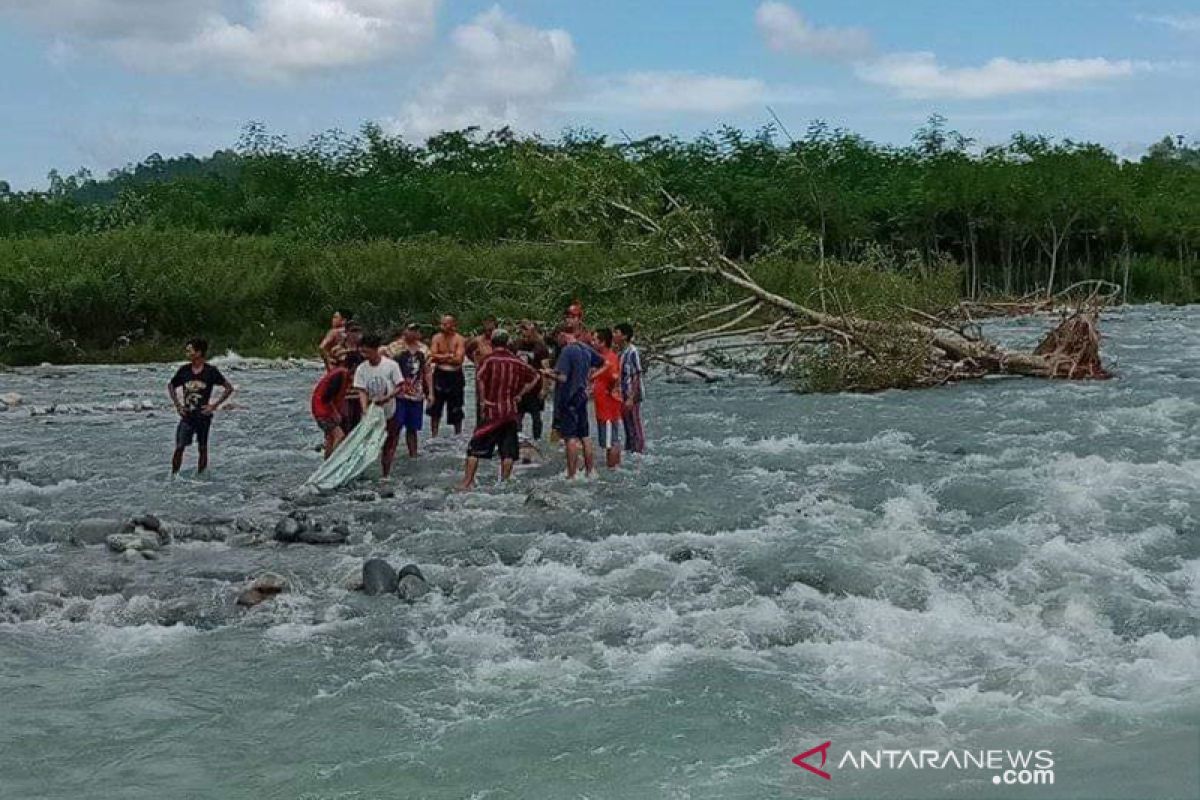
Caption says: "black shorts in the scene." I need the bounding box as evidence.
[175,412,213,448]
[429,369,465,426]
[467,421,520,461]
[518,391,545,415]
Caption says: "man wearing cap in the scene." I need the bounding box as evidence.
[457,330,541,490]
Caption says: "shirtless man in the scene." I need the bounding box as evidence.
[427,314,467,437]
[319,310,351,370]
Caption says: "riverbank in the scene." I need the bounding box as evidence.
[0,229,969,366]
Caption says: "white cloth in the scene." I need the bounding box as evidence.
[305,404,388,490]
[352,357,402,418]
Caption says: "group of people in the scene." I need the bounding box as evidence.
[307,303,646,490]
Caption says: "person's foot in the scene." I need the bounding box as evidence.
[454,481,473,492]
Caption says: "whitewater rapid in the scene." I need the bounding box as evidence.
[1,305,1197,799]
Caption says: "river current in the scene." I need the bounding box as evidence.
[1,306,1197,799]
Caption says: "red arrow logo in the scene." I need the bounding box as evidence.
[792,741,832,780]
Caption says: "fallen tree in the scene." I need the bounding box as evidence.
[613,194,1113,391]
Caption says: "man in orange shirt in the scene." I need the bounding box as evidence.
[591,328,623,469]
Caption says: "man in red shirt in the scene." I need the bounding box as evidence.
[592,328,623,469]
[311,347,351,458]
[457,330,541,490]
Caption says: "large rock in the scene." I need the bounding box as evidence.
[106,530,161,553]
[396,564,430,602]
[362,559,398,596]
[131,514,163,533]
[0,392,22,408]
[297,527,348,546]
[237,573,287,607]
[273,517,304,543]
[69,518,124,546]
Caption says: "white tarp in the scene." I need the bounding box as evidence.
[305,404,387,490]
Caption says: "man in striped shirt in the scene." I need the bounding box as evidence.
[614,322,646,454]
[457,330,541,490]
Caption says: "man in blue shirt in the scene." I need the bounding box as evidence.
[544,327,604,479]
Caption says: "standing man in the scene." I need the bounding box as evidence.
[466,316,498,425]
[311,347,351,458]
[428,314,467,437]
[544,326,604,479]
[353,334,404,479]
[514,320,552,440]
[339,323,365,435]
[392,324,431,459]
[592,328,623,469]
[319,310,351,370]
[458,330,540,490]
[168,338,235,476]
[614,322,646,454]
[465,316,497,366]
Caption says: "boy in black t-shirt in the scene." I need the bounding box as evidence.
[167,338,235,475]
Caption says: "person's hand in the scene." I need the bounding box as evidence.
[332,411,342,424]
[201,403,216,415]
[623,398,635,411]
[175,405,186,418]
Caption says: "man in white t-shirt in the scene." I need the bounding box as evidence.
[353,333,404,478]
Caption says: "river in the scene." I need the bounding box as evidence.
[1,305,1197,799]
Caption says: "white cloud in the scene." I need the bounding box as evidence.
[855,52,1138,99]
[755,1,872,60]
[1137,14,1200,33]
[584,72,770,114]
[389,6,575,140]
[6,0,439,80]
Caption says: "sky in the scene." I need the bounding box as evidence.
[0,0,1197,189]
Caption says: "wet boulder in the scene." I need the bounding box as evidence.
[131,514,163,533]
[296,522,348,546]
[0,392,22,409]
[362,559,399,595]
[396,564,430,602]
[273,517,304,543]
[106,529,162,554]
[237,572,287,607]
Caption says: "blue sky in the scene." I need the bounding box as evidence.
[1,1,1197,189]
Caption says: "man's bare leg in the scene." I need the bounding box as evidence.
[406,430,418,457]
[171,447,185,475]
[197,447,209,474]
[457,455,480,490]
[324,428,345,459]
[430,416,441,438]
[582,438,595,476]
[565,438,581,479]
[606,446,621,469]
[500,458,515,481]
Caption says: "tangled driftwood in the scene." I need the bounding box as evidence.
[614,196,1113,390]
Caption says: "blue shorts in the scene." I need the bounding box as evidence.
[596,419,621,449]
[394,399,424,432]
[554,393,589,440]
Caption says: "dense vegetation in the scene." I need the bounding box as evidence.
[0,118,1196,364]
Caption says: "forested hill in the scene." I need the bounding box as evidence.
[2,119,1197,303]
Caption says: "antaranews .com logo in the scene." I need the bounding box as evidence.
[794,741,1056,786]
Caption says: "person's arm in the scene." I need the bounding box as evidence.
[205,382,235,414]
[422,358,433,399]
[203,368,234,413]
[517,363,541,398]
[167,375,185,417]
[625,355,643,408]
